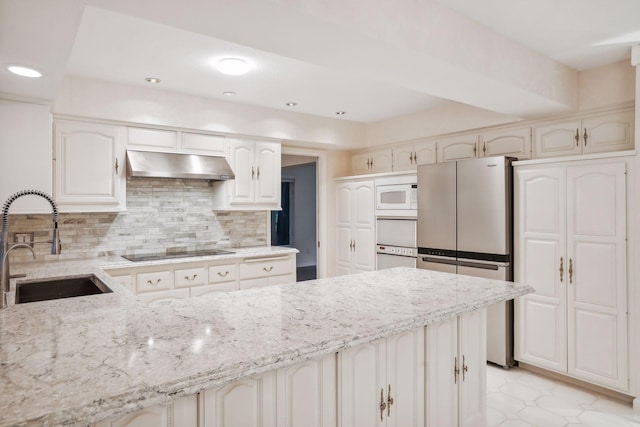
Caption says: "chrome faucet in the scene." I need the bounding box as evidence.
[0,190,60,309]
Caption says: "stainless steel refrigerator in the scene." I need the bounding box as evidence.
[417,156,514,367]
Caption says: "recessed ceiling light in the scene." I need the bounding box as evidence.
[336,111,346,115]
[145,77,161,83]
[285,102,297,107]
[7,65,42,78]
[222,91,236,97]
[216,58,250,76]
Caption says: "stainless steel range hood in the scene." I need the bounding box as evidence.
[126,150,235,180]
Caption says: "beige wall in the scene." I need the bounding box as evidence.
[579,60,635,111]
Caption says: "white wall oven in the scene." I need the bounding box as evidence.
[375,176,417,218]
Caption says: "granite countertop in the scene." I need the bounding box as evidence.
[0,258,533,426]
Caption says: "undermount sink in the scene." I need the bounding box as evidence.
[15,274,113,304]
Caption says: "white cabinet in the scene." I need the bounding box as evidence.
[216,138,281,209]
[239,254,296,289]
[127,126,227,156]
[340,327,424,427]
[436,135,478,163]
[201,371,277,427]
[276,353,336,427]
[426,309,486,427]
[93,395,198,427]
[181,132,226,156]
[515,161,628,391]
[53,120,126,212]
[393,140,437,171]
[479,127,531,159]
[127,127,178,151]
[335,180,375,276]
[351,148,393,175]
[533,110,634,159]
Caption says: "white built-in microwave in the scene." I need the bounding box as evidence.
[375,176,417,217]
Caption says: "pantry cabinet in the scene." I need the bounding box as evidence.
[351,149,393,175]
[393,140,437,171]
[214,138,281,209]
[426,309,486,427]
[53,120,126,212]
[335,180,375,275]
[533,110,634,159]
[340,327,425,427]
[514,161,628,391]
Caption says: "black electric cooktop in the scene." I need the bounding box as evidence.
[122,249,235,262]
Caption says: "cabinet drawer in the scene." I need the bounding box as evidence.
[110,274,134,293]
[209,264,238,284]
[136,270,173,293]
[137,288,189,303]
[267,274,295,286]
[240,256,293,279]
[175,266,207,288]
[240,277,270,290]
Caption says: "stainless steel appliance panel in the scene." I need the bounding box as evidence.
[417,162,456,251]
[456,156,512,255]
[377,253,416,269]
[417,256,457,274]
[376,219,416,248]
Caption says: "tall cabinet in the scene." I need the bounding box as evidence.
[514,160,628,392]
[335,179,375,275]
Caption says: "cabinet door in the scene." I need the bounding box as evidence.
[352,181,375,272]
[566,163,628,390]
[458,309,487,427]
[351,152,371,175]
[228,140,255,204]
[340,339,386,427]
[369,148,393,173]
[201,372,276,427]
[54,120,126,211]
[254,142,281,205]
[392,145,415,171]
[386,328,425,427]
[514,167,567,372]
[335,183,354,276]
[414,140,437,166]
[533,120,581,158]
[437,135,478,162]
[479,127,531,159]
[127,127,177,151]
[276,354,337,427]
[426,317,458,427]
[582,111,634,154]
[94,396,197,427]
[181,132,226,156]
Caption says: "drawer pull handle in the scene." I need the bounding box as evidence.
[217,271,229,277]
[184,274,198,281]
[147,278,162,285]
[263,266,274,272]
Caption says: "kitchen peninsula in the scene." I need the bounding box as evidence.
[0,260,533,427]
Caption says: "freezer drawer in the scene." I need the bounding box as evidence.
[417,256,457,274]
[377,253,416,270]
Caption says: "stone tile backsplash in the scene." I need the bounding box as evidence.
[7,178,267,262]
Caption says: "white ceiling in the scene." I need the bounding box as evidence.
[1,0,638,123]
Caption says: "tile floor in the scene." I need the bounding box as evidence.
[487,364,640,426]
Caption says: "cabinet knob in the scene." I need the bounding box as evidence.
[379,388,387,422]
[575,128,580,146]
[569,258,574,284]
[263,266,274,272]
[454,356,459,384]
[462,355,469,381]
[147,278,162,285]
[115,158,119,175]
[387,384,394,417]
[583,128,588,146]
[217,271,229,277]
[251,166,255,180]
[184,274,198,281]
[483,142,486,155]
[257,166,261,179]
[559,257,564,283]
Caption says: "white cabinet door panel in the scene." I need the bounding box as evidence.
[127,127,177,150]
[437,136,477,163]
[414,141,437,166]
[458,310,486,427]
[533,120,581,158]
[353,226,375,272]
[480,127,531,159]
[353,182,374,228]
[335,180,374,275]
[426,318,458,427]
[254,142,280,204]
[228,141,254,204]
[517,298,565,370]
[386,329,424,427]
[582,111,634,154]
[181,132,226,155]
[392,145,414,171]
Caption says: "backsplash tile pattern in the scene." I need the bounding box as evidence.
[8,178,267,262]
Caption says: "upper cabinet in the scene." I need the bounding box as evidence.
[393,140,437,171]
[54,120,127,212]
[351,148,393,175]
[534,109,634,159]
[436,135,478,163]
[479,127,531,159]
[127,126,227,156]
[213,138,281,210]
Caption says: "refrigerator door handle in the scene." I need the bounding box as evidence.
[458,260,500,270]
[421,256,457,266]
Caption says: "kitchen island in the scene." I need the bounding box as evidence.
[0,261,533,426]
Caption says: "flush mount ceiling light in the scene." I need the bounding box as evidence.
[285,102,297,107]
[336,111,346,115]
[222,91,236,97]
[7,65,42,78]
[145,77,161,83]
[216,58,250,76]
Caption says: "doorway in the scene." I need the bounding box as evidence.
[272,155,317,281]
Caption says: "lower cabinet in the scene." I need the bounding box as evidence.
[340,328,425,427]
[426,309,487,427]
[93,395,198,427]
